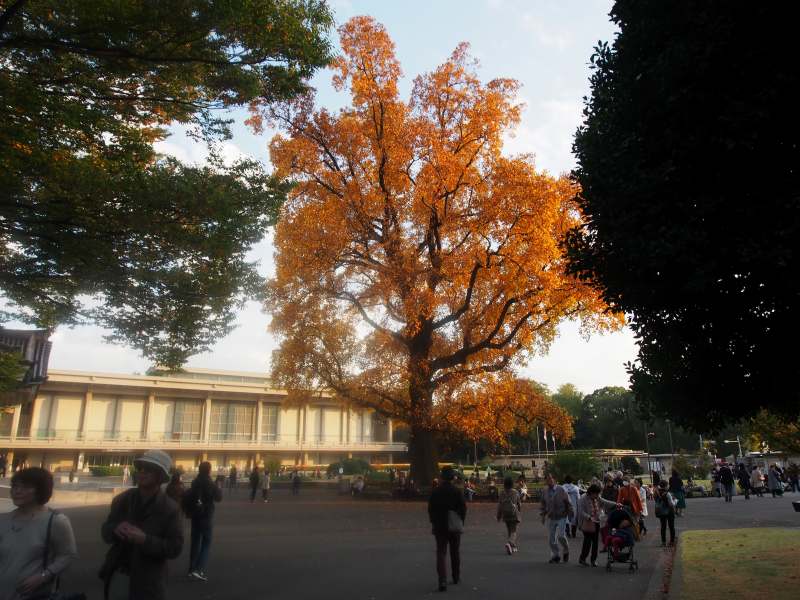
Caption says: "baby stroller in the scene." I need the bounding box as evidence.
[601,525,639,572]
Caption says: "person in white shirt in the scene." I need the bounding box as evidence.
[561,475,581,538]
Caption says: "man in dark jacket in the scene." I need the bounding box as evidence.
[428,467,466,592]
[100,449,183,600]
[185,461,223,581]
[719,463,735,502]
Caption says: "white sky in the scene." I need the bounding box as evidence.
[43,0,637,394]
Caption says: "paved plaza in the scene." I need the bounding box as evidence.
[47,489,800,600]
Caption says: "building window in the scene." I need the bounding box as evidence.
[261,404,279,441]
[173,401,202,440]
[210,402,254,441]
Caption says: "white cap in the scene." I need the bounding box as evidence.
[134,449,172,481]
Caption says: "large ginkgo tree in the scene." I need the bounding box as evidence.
[253,17,619,483]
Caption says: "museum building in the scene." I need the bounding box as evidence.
[0,367,406,472]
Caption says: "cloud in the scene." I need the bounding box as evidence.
[521,14,574,51]
[503,96,584,175]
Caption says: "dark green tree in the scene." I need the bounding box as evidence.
[0,0,333,367]
[552,383,583,419]
[567,1,800,431]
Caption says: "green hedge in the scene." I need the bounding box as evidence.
[89,466,124,477]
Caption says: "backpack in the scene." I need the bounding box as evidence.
[654,492,673,518]
[182,484,207,519]
[500,491,519,521]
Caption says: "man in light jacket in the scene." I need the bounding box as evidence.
[540,472,574,564]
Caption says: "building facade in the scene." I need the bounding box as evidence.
[0,368,405,473]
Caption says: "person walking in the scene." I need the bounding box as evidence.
[228,465,238,495]
[183,461,222,582]
[291,471,301,496]
[0,467,78,600]
[496,477,522,555]
[616,476,643,519]
[767,464,783,497]
[561,475,581,538]
[719,463,735,502]
[100,449,183,600]
[261,469,271,502]
[577,483,617,567]
[165,472,185,506]
[788,463,800,493]
[750,466,765,497]
[428,467,466,592]
[122,465,130,487]
[653,481,676,547]
[248,466,261,503]
[601,475,618,503]
[634,478,649,536]
[540,472,573,564]
[736,463,751,500]
[668,470,686,516]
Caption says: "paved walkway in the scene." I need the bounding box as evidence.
[20,491,800,599]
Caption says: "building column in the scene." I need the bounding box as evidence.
[340,406,345,443]
[78,389,91,440]
[143,391,155,440]
[202,397,212,442]
[255,400,263,443]
[388,418,393,443]
[9,404,21,441]
[302,404,308,443]
[346,406,351,443]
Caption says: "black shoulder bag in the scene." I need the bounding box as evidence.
[39,510,86,600]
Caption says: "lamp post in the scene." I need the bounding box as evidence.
[644,425,656,483]
[666,419,675,464]
[724,436,743,460]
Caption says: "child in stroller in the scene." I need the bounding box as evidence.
[601,503,639,572]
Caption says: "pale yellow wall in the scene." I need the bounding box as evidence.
[44,452,75,472]
[52,395,83,432]
[323,408,340,442]
[363,411,373,440]
[32,395,50,431]
[307,406,320,440]
[115,397,145,435]
[349,410,361,441]
[280,407,299,439]
[149,399,175,435]
[86,396,115,434]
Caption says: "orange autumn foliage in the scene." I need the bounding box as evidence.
[254,17,621,479]
[437,377,574,448]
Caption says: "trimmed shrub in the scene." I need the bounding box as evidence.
[89,466,123,477]
[326,458,372,476]
[547,452,602,482]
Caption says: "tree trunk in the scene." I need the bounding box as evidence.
[409,424,439,486]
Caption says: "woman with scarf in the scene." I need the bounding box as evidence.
[577,483,618,567]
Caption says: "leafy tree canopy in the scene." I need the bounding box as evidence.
[259,17,619,483]
[0,0,333,367]
[552,383,582,418]
[567,1,800,430]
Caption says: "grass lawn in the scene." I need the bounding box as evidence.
[680,528,799,600]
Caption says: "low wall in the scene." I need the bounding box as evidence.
[0,484,124,508]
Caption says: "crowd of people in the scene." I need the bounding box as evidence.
[426,466,687,591]
[710,462,796,500]
[2,454,797,598]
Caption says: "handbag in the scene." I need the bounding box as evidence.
[39,511,87,600]
[580,518,597,534]
[447,509,464,533]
